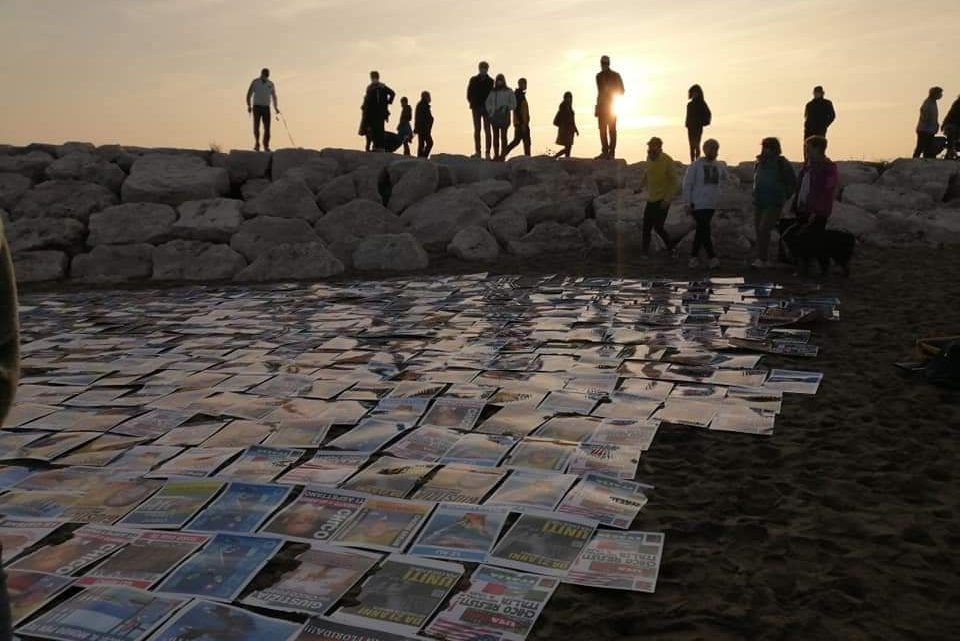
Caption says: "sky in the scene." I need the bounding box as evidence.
[1,0,958,163]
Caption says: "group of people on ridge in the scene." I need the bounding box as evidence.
[915,87,960,160]
[358,71,434,158]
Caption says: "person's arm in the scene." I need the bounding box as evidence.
[466,78,474,105]
[682,164,696,210]
[0,218,19,428]
[804,101,810,122]
[272,83,279,113]
[246,81,254,112]
[507,91,517,112]
[386,86,396,105]
[827,101,835,126]
[485,93,495,116]
[667,160,678,199]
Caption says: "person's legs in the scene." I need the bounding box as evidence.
[252,106,266,150]
[688,127,703,163]
[756,207,779,262]
[608,117,618,158]
[483,112,493,158]
[691,214,704,259]
[921,132,937,159]
[652,202,671,249]
[695,209,716,259]
[522,126,531,156]
[423,133,434,158]
[641,200,657,254]
[370,119,386,151]
[946,125,959,160]
[403,139,411,156]
[491,126,502,159]
[261,108,272,151]
[472,108,482,156]
[913,132,933,159]
[599,116,610,156]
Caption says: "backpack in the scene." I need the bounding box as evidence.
[490,105,510,128]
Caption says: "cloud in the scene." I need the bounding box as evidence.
[265,0,349,19]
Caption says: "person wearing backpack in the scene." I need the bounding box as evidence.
[685,84,712,163]
[485,74,516,162]
[752,137,797,268]
[553,92,579,158]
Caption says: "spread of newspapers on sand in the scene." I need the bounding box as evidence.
[1,275,837,639]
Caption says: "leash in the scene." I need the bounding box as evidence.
[277,112,296,147]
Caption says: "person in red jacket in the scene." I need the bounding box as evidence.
[793,135,839,276]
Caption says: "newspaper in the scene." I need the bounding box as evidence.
[487,511,597,577]
[201,420,274,447]
[5,570,75,626]
[410,503,509,562]
[276,452,370,487]
[332,496,434,553]
[261,488,367,543]
[710,405,776,435]
[440,433,517,467]
[294,617,416,641]
[425,565,559,641]
[77,530,208,589]
[242,544,382,616]
[764,369,823,394]
[327,419,413,453]
[148,599,302,641]
[0,491,77,519]
[331,553,463,635]
[56,434,152,467]
[117,480,224,529]
[566,443,641,480]
[503,438,576,473]
[185,482,291,533]
[61,480,162,525]
[10,525,138,575]
[484,470,577,511]
[386,426,461,462]
[556,473,650,528]
[419,399,486,430]
[104,445,184,474]
[586,418,659,450]
[262,420,332,448]
[146,446,242,478]
[9,431,100,461]
[340,457,436,499]
[0,518,66,563]
[411,465,507,504]
[217,445,305,482]
[532,416,601,442]
[564,530,665,592]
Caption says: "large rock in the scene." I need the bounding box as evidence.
[0,151,54,182]
[241,177,322,222]
[663,201,697,242]
[236,242,344,281]
[447,226,499,261]
[12,181,117,222]
[733,161,756,183]
[241,179,271,201]
[460,179,513,207]
[7,218,86,253]
[828,202,878,237]
[0,173,31,210]
[352,233,429,271]
[153,240,247,281]
[431,154,509,184]
[494,178,597,227]
[271,148,324,181]
[226,150,271,184]
[579,219,613,250]
[917,208,960,245]
[318,148,396,174]
[95,145,138,173]
[400,188,491,251]
[230,216,320,261]
[836,162,880,190]
[285,158,340,193]
[88,203,176,245]
[314,200,403,265]
[508,156,569,188]
[71,244,154,282]
[172,198,243,242]
[351,166,386,204]
[55,142,96,157]
[316,175,357,211]
[121,154,228,206]
[12,250,69,283]
[593,188,646,238]
[387,161,439,213]
[879,158,959,202]
[842,183,934,213]
[508,222,584,257]
[488,210,528,246]
[45,153,126,193]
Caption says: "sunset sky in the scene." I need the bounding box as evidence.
[2,0,957,163]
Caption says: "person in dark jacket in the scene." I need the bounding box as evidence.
[398,97,413,156]
[501,78,532,160]
[751,137,797,268]
[467,61,495,159]
[804,86,836,142]
[553,92,579,158]
[361,71,396,152]
[1,217,20,641]
[595,55,624,159]
[943,94,960,161]
[415,91,435,158]
[685,84,712,163]
[794,135,839,276]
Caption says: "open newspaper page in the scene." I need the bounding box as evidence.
[76,531,208,589]
[556,473,650,528]
[564,530,665,592]
[147,599,303,641]
[487,511,597,577]
[260,488,367,544]
[410,503,509,562]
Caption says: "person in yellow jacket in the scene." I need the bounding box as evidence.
[0,216,18,641]
[639,137,678,255]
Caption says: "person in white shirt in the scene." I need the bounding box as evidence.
[681,138,727,269]
[246,68,280,152]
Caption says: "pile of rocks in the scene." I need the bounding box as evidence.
[2,141,958,284]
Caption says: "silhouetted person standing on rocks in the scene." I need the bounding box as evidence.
[398,97,414,156]
[639,136,678,256]
[914,86,943,159]
[595,55,624,159]
[685,84,712,163]
[246,68,279,152]
[486,74,516,161]
[804,86,836,142]
[415,91,435,158]
[553,92,579,158]
[361,71,396,152]
[501,78,532,160]
[468,62,495,159]
[943,94,960,161]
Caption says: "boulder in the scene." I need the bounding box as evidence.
[316,174,357,211]
[236,242,344,281]
[23,143,59,157]
[663,201,697,242]
[593,189,646,238]
[71,244,154,282]
[45,153,126,193]
[431,154,509,184]
[488,210,528,246]
[0,151,54,182]
[241,179,271,201]
[836,162,880,190]
[122,154,228,206]
[314,199,403,263]
[271,148,325,181]
[12,180,117,222]
[879,158,959,202]
[87,203,176,245]
[733,161,756,183]
[710,210,754,254]
[285,158,340,193]
[226,150,272,184]
[494,178,597,227]
[95,145,138,173]
[437,164,456,189]
[318,148,396,174]
[387,161,439,212]
[230,216,320,261]
[558,158,632,193]
[12,250,69,283]
[918,208,960,245]
[508,222,584,257]
[241,177,322,222]
[211,152,228,170]
[828,201,878,237]
[508,156,570,188]
[842,183,934,213]
[7,218,86,253]
[447,226,499,261]
[459,179,513,207]
[400,188,491,251]
[153,240,247,281]
[172,198,243,242]
[55,142,97,157]
[351,166,386,204]
[0,173,31,210]
[579,219,613,250]
[352,233,429,271]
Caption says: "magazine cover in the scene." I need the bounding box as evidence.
[386,427,461,462]
[440,433,517,468]
[0,491,77,519]
[367,398,431,427]
[419,399,486,431]
[116,480,224,530]
[262,421,332,448]
[538,391,597,415]
[5,570,74,626]
[17,585,186,641]
[62,480,163,525]
[425,565,559,641]
[12,431,100,462]
[475,406,552,438]
[56,434,152,467]
[532,416,601,443]
[105,445,185,474]
[484,470,577,511]
[709,367,768,388]
[653,399,720,428]
[185,482,291,533]
[260,488,367,543]
[332,496,434,553]
[147,599,302,641]
[503,438,576,473]
[242,544,382,616]
[10,525,138,575]
[590,394,663,421]
[487,511,597,577]
[217,445,305,482]
[200,420,274,447]
[326,419,413,453]
[340,457,436,499]
[564,530,665,592]
[411,465,507,504]
[566,444,641,480]
[409,503,509,562]
[77,531,208,589]
[147,447,242,478]
[724,387,783,414]
[586,418,660,450]
[293,618,414,641]
[556,474,650,528]
[330,553,463,635]
[276,452,370,487]
[763,369,823,395]
[710,406,776,436]
[0,518,65,563]
[154,532,283,601]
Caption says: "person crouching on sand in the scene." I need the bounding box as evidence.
[553,92,579,158]
[681,138,727,270]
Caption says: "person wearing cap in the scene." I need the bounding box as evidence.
[804,86,836,142]
[0,216,19,641]
[639,137,677,255]
[914,86,943,159]
[682,138,727,269]
[467,61,495,159]
[595,55,625,159]
[246,68,280,152]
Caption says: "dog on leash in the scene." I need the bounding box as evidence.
[778,218,855,276]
